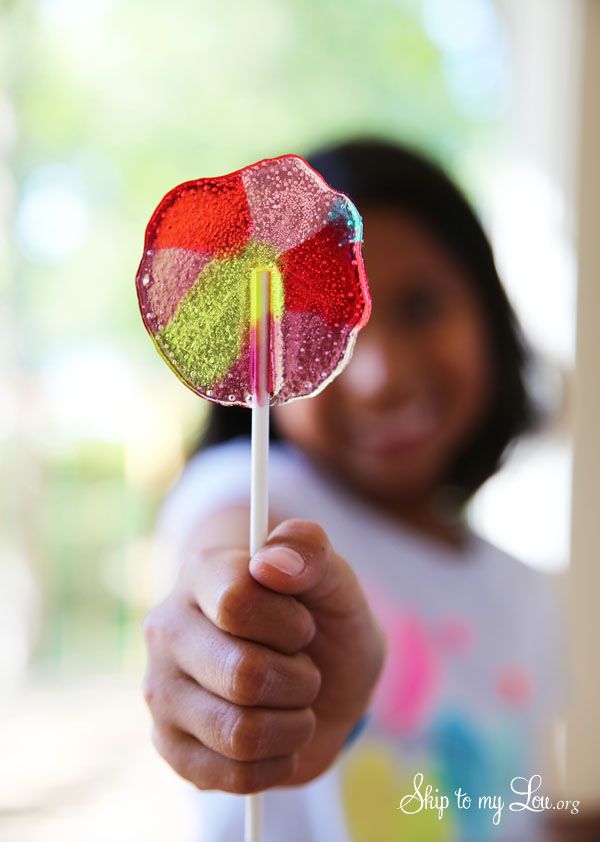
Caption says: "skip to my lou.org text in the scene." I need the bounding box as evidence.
[398,773,580,826]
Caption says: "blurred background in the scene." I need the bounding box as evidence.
[1,0,595,839]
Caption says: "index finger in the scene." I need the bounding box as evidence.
[179,546,316,655]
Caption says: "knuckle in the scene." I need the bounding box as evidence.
[142,671,158,710]
[141,610,159,646]
[302,707,318,744]
[151,724,178,768]
[143,676,168,714]
[142,604,179,649]
[309,668,322,703]
[143,673,180,717]
[304,520,329,550]
[227,760,267,795]
[182,544,234,588]
[179,546,204,579]
[296,607,317,649]
[214,580,252,635]
[294,654,321,705]
[226,709,266,762]
[268,651,320,704]
[152,726,205,789]
[279,519,330,556]
[150,723,166,756]
[227,649,270,706]
[227,756,295,794]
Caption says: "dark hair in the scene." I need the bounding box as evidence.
[199,139,539,499]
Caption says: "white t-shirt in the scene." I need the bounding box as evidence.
[157,438,563,842]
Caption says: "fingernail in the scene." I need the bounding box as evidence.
[253,546,305,576]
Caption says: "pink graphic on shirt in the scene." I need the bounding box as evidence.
[365,584,440,733]
[497,664,534,706]
[435,616,474,654]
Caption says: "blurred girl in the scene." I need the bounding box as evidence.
[143,140,561,842]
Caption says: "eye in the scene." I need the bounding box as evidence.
[395,285,447,328]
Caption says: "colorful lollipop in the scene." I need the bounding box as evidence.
[135,154,371,842]
[136,155,370,406]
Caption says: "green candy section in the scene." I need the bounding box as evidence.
[156,240,280,390]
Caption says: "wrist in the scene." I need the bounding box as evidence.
[284,711,372,787]
[344,712,371,749]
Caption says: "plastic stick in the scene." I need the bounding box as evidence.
[246,269,271,842]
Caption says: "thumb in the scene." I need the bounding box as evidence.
[249,519,367,621]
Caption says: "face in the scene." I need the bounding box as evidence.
[274,206,494,504]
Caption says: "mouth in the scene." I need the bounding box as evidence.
[351,400,440,457]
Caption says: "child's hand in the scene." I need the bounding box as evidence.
[142,514,386,794]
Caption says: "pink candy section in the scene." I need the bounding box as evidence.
[242,157,336,253]
[138,247,211,332]
[208,340,251,404]
[203,310,354,406]
[276,310,353,404]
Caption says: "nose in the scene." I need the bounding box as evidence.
[340,327,418,408]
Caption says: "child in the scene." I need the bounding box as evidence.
[143,140,562,841]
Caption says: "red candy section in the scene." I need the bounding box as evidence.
[150,175,252,257]
[280,218,369,331]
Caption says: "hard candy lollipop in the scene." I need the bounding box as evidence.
[136,154,370,406]
[135,154,371,842]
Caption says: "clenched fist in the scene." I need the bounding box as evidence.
[142,510,385,794]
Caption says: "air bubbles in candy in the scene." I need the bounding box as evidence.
[135,155,371,406]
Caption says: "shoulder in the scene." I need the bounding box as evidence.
[468,535,566,713]
[469,533,566,654]
[469,533,562,595]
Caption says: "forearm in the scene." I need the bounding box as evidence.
[183,503,282,556]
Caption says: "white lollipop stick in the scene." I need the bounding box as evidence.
[246,269,271,842]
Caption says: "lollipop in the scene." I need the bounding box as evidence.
[136,155,370,406]
[135,154,370,842]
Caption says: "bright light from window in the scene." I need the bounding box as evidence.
[422,0,509,118]
[16,164,89,263]
[40,345,138,441]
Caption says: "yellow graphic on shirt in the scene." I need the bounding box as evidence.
[341,743,455,842]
